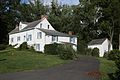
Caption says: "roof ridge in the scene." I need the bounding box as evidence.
[37,28,76,37]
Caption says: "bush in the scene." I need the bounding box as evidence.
[85,48,93,56]
[44,43,59,55]
[0,44,7,50]
[58,44,77,60]
[108,49,120,60]
[103,52,109,58]
[6,45,14,50]
[29,46,35,52]
[44,43,77,60]
[91,48,99,57]
[109,55,120,80]
[18,42,28,50]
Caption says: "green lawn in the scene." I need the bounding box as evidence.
[0,49,69,73]
[98,58,118,80]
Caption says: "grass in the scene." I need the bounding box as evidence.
[0,49,70,73]
[98,58,118,80]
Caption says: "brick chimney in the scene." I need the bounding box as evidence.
[15,24,19,30]
[68,31,74,35]
[41,15,48,20]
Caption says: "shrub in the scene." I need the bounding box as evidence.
[6,45,14,50]
[44,43,59,55]
[44,43,77,60]
[108,49,120,60]
[0,44,7,50]
[58,44,77,60]
[85,48,92,56]
[18,42,28,50]
[109,55,120,80]
[91,48,99,57]
[29,46,35,52]
[103,52,109,58]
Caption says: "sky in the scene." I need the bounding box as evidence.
[21,0,79,5]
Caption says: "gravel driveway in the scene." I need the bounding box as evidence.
[0,56,100,80]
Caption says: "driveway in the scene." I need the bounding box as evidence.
[0,56,100,80]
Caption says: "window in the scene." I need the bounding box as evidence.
[52,36,58,42]
[24,36,26,41]
[48,25,49,29]
[37,32,42,39]
[19,25,22,30]
[11,38,14,43]
[40,23,42,28]
[36,44,40,51]
[17,36,20,41]
[70,37,75,43]
[27,34,32,41]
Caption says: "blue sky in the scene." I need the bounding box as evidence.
[21,0,79,5]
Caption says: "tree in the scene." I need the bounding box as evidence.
[18,0,46,22]
[0,0,21,44]
[97,0,120,51]
[73,0,100,42]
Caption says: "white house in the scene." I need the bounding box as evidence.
[9,16,77,52]
[88,38,113,57]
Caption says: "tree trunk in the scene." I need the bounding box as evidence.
[108,31,114,53]
[119,34,120,50]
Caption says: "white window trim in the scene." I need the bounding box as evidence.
[70,37,75,43]
[52,36,58,42]
[37,32,42,39]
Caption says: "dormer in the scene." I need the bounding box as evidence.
[19,22,28,30]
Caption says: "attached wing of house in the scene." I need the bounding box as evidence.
[9,16,77,52]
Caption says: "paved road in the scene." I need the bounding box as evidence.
[0,56,100,80]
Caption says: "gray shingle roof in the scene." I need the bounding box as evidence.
[88,38,107,45]
[9,20,41,34]
[37,28,76,37]
[22,20,41,30]
[9,19,77,37]
[9,27,19,34]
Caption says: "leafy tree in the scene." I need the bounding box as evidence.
[73,0,100,42]
[0,0,21,44]
[96,0,120,51]
[18,0,46,22]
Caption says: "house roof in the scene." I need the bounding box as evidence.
[9,19,41,34]
[88,38,107,45]
[22,20,41,30]
[37,28,76,37]
[21,22,29,24]
[9,18,77,37]
[9,27,19,34]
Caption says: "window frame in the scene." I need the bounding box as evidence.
[40,23,42,28]
[70,37,75,43]
[48,25,49,29]
[27,34,32,41]
[37,32,42,39]
[52,36,58,42]
[17,36,20,41]
[11,38,14,43]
